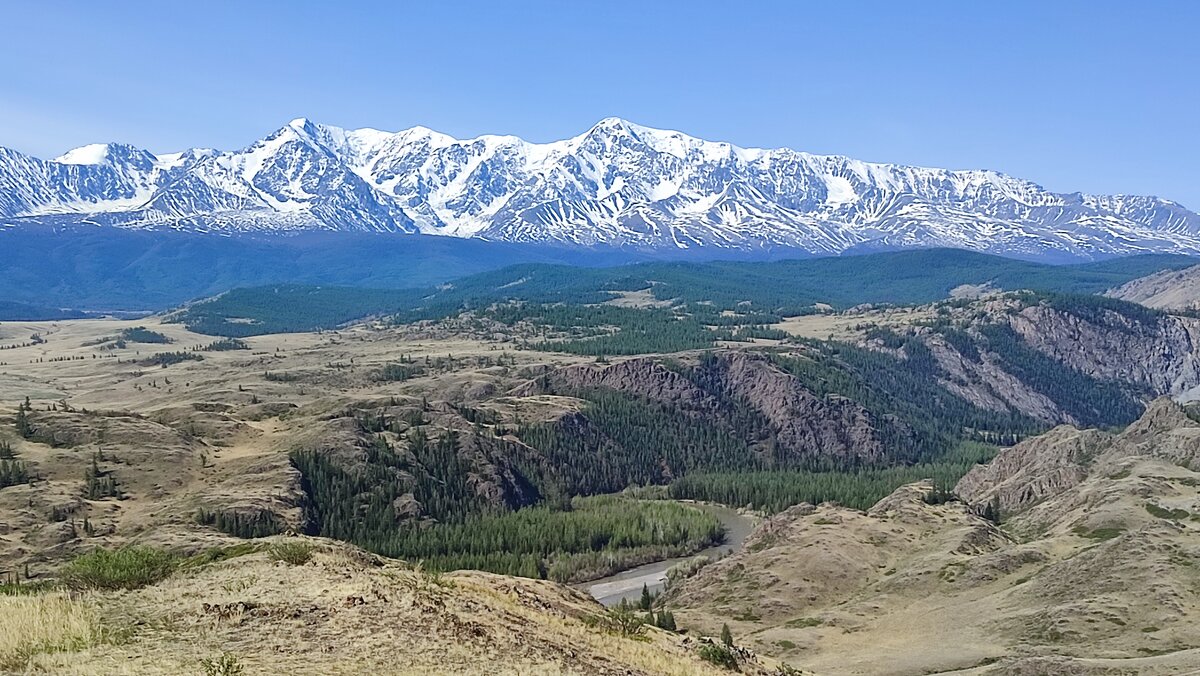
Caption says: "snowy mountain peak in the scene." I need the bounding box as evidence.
[1,118,1198,260]
[55,143,114,165]
[54,142,156,167]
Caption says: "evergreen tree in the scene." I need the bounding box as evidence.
[721,623,733,646]
[982,496,1002,524]
[15,406,32,439]
[660,610,676,632]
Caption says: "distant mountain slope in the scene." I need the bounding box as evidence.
[0,229,648,310]
[0,301,89,321]
[167,248,1197,336]
[3,118,1198,259]
[1107,264,1200,309]
[405,248,1198,318]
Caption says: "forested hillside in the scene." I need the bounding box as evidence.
[169,248,1195,336]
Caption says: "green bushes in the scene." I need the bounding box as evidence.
[1145,503,1190,520]
[60,547,176,590]
[373,362,425,382]
[200,653,245,676]
[179,543,262,570]
[292,434,725,582]
[0,458,27,490]
[698,642,739,669]
[267,541,313,566]
[485,303,726,355]
[669,445,997,513]
[200,338,249,351]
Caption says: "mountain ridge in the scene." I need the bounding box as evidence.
[3,117,1198,260]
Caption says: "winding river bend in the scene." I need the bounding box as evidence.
[578,503,759,607]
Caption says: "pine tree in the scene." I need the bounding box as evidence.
[639,583,653,610]
[721,623,733,646]
[653,610,677,632]
[15,406,31,439]
[983,496,1002,524]
[661,610,676,632]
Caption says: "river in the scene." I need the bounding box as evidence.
[577,502,759,607]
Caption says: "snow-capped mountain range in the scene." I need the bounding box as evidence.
[2,117,1197,259]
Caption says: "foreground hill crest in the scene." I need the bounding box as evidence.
[2,117,1198,259]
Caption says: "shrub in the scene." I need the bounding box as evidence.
[201,338,249,352]
[1145,502,1189,520]
[195,508,284,539]
[607,603,646,637]
[141,351,202,367]
[200,653,245,676]
[60,547,176,590]
[698,642,739,670]
[267,541,313,566]
[179,543,262,570]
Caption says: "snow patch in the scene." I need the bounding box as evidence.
[824,176,858,207]
[55,144,111,165]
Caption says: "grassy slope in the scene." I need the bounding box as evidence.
[2,539,745,675]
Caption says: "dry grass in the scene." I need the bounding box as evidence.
[0,593,107,670]
[772,307,934,340]
[0,542,756,675]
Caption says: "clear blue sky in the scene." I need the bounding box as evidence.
[3,0,1197,207]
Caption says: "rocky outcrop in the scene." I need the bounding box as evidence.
[289,407,547,523]
[705,352,903,465]
[955,425,1110,516]
[672,406,1200,673]
[926,333,1068,423]
[956,398,1200,518]
[509,357,722,415]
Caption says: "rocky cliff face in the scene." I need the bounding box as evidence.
[1008,303,1200,397]
[702,352,906,465]
[895,293,1200,428]
[510,358,723,415]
